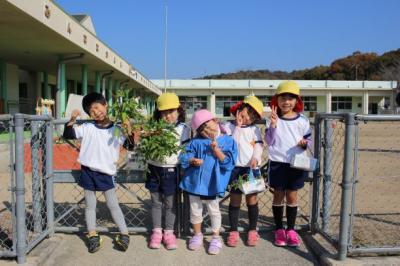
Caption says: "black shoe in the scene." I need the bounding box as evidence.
[115,234,130,251]
[87,234,103,253]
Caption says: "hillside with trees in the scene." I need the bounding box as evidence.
[199,49,400,81]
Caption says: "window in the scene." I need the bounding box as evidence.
[257,96,272,108]
[332,96,352,112]
[216,96,243,116]
[303,96,317,111]
[179,96,207,115]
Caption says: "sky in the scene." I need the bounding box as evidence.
[56,0,400,79]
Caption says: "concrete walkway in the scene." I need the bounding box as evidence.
[4,232,317,266]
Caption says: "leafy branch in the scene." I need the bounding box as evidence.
[111,88,184,163]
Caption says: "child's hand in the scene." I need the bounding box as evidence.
[269,106,278,128]
[67,109,81,126]
[189,158,203,166]
[250,158,258,169]
[122,119,132,136]
[70,109,81,122]
[132,128,141,144]
[236,110,243,127]
[298,139,308,148]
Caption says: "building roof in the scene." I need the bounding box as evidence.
[0,0,160,95]
[151,79,397,91]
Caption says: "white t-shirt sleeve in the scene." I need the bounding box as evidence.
[74,124,85,139]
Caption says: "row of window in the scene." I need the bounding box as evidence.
[179,96,355,116]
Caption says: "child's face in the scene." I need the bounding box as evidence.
[160,108,178,124]
[277,93,297,114]
[88,102,108,121]
[239,107,255,125]
[200,119,219,139]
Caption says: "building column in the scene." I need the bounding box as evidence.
[0,61,8,113]
[362,91,369,114]
[209,91,216,115]
[95,71,101,93]
[81,65,88,95]
[43,72,51,99]
[56,63,66,119]
[326,91,332,113]
[107,78,113,107]
[35,72,42,100]
[73,80,78,94]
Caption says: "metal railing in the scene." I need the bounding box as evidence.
[311,113,400,260]
[4,112,399,263]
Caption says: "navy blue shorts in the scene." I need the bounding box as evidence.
[78,165,115,191]
[268,161,307,191]
[145,164,178,196]
[229,166,251,194]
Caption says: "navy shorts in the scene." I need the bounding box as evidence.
[268,161,307,191]
[229,166,251,194]
[78,165,115,191]
[145,164,178,196]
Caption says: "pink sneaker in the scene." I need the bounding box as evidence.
[188,233,203,251]
[286,229,301,247]
[247,230,260,246]
[227,231,240,247]
[149,229,163,249]
[163,231,177,250]
[274,229,287,247]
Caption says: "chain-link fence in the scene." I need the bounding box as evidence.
[348,115,400,256]
[311,113,400,260]
[0,115,15,258]
[5,113,400,263]
[51,120,157,234]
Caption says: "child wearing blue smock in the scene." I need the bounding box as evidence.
[180,109,237,255]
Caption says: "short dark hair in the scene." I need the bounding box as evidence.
[153,106,186,123]
[82,92,107,115]
[237,103,260,122]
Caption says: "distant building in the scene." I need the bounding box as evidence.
[152,79,398,117]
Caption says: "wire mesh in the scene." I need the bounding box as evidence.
[51,121,152,232]
[350,119,400,250]
[313,117,347,245]
[0,116,15,256]
[22,120,49,252]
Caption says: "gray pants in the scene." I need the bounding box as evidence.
[151,192,176,230]
[85,189,128,234]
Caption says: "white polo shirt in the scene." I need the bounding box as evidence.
[266,114,312,163]
[74,122,125,176]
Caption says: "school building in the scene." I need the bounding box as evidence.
[0,0,161,118]
[151,79,398,118]
[0,0,398,119]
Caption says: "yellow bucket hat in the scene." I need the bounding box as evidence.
[276,81,300,96]
[156,93,180,111]
[243,95,264,117]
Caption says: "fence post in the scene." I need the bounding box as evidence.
[337,113,355,260]
[14,114,27,264]
[322,119,333,233]
[31,121,42,234]
[45,119,54,236]
[311,114,322,233]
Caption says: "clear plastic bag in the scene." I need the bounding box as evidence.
[239,168,266,195]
